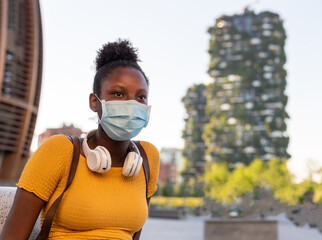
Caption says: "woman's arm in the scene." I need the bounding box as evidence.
[0,188,45,240]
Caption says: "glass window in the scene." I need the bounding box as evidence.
[6,52,13,61]
[8,0,15,31]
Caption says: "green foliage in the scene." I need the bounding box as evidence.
[150,196,203,209]
[247,159,266,186]
[313,184,322,204]
[160,158,322,206]
[204,158,322,205]
[161,180,175,197]
[262,158,290,190]
[204,162,232,203]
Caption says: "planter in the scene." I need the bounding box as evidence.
[205,219,277,240]
[149,207,187,219]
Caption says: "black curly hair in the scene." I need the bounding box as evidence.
[93,39,149,96]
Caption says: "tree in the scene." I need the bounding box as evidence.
[203,158,316,206]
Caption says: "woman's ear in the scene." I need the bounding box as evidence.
[89,93,98,112]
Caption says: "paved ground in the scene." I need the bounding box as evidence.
[141,214,322,240]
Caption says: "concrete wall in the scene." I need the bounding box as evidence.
[205,219,277,240]
[0,187,40,239]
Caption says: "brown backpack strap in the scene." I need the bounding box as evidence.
[36,136,80,240]
[133,141,150,240]
[133,141,150,200]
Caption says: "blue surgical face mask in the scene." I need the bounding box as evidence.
[96,95,151,141]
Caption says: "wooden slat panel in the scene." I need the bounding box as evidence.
[0,145,16,151]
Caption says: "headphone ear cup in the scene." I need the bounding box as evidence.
[133,155,143,177]
[123,152,140,177]
[82,130,112,174]
[86,151,101,172]
[95,146,111,173]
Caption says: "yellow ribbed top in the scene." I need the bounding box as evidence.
[17,135,160,240]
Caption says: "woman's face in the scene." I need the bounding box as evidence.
[90,67,149,116]
[100,67,148,104]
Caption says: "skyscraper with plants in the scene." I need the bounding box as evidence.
[205,8,290,165]
[182,84,207,178]
[182,9,290,176]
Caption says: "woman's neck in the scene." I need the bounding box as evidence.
[88,125,130,167]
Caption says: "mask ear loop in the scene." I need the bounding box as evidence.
[89,94,102,124]
[94,94,101,102]
[94,94,104,124]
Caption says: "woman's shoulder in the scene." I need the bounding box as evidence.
[17,135,75,201]
[138,141,159,157]
[27,134,74,170]
[40,134,73,148]
[137,141,160,175]
[36,134,75,156]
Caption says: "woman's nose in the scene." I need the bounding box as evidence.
[125,94,136,101]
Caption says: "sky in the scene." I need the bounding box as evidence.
[35,0,322,180]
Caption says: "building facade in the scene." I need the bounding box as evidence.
[0,0,43,181]
[38,123,83,147]
[182,9,290,176]
[158,162,177,186]
[159,147,183,185]
[181,84,207,178]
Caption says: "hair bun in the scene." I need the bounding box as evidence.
[95,39,140,71]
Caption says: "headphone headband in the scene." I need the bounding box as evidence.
[82,129,142,176]
[83,129,140,155]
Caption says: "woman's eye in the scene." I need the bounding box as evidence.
[138,95,147,101]
[113,92,124,97]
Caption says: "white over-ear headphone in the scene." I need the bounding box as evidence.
[82,130,143,176]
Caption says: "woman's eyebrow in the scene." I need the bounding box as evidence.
[137,88,148,93]
[108,85,148,93]
[109,85,127,90]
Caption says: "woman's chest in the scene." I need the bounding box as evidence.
[52,161,148,232]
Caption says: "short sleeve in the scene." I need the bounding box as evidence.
[17,135,73,201]
[139,141,160,198]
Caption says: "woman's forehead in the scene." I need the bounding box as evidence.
[104,68,147,86]
[101,68,148,90]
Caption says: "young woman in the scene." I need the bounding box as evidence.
[0,39,160,240]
